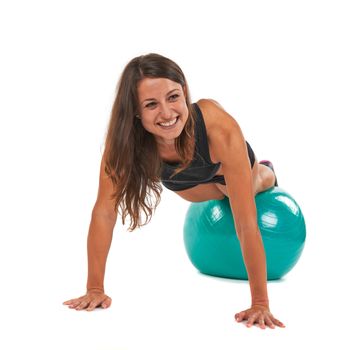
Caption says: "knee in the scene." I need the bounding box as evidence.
[255,164,274,194]
[261,166,275,189]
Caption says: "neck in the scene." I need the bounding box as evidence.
[156,138,176,150]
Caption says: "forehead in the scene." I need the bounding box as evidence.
[137,78,182,98]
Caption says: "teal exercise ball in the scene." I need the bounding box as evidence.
[183,187,306,280]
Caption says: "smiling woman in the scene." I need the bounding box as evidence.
[137,79,190,150]
[63,53,285,330]
[101,54,197,232]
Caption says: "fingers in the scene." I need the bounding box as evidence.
[271,317,285,328]
[258,316,266,329]
[86,296,112,311]
[246,313,259,328]
[76,299,91,310]
[264,315,275,329]
[235,311,246,322]
[68,298,85,309]
[234,310,285,329]
[86,300,100,311]
[63,294,112,311]
[63,298,79,305]
[102,297,112,309]
[62,296,84,308]
[248,314,284,329]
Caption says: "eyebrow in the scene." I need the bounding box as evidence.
[142,89,181,103]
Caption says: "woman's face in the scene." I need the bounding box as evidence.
[137,77,189,147]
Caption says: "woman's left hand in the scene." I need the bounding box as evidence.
[235,305,285,329]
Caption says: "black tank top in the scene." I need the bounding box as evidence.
[160,103,255,191]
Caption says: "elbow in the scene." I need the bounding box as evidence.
[235,224,260,243]
[92,206,118,224]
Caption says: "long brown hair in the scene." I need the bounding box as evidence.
[103,53,196,232]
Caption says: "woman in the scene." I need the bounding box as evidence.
[63,53,285,329]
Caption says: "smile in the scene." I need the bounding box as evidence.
[157,116,179,129]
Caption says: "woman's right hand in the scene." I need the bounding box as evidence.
[63,289,112,311]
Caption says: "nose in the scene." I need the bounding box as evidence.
[158,102,173,119]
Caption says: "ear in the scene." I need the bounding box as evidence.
[182,85,187,99]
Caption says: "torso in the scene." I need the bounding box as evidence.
[158,99,225,177]
[159,99,259,202]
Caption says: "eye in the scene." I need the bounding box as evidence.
[169,94,179,101]
[145,101,156,108]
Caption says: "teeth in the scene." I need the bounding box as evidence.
[159,117,177,127]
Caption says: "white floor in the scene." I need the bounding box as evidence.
[2,184,349,350]
[1,1,349,349]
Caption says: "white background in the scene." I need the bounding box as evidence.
[1,0,349,349]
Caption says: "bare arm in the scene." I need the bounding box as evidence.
[63,153,118,311]
[219,120,269,307]
[202,99,285,328]
[86,212,116,293]
[87,152,118,292]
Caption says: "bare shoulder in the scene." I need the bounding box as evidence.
[195,99,242,159]
[196,98,240,134]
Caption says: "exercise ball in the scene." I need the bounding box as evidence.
[183,187,306,280]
